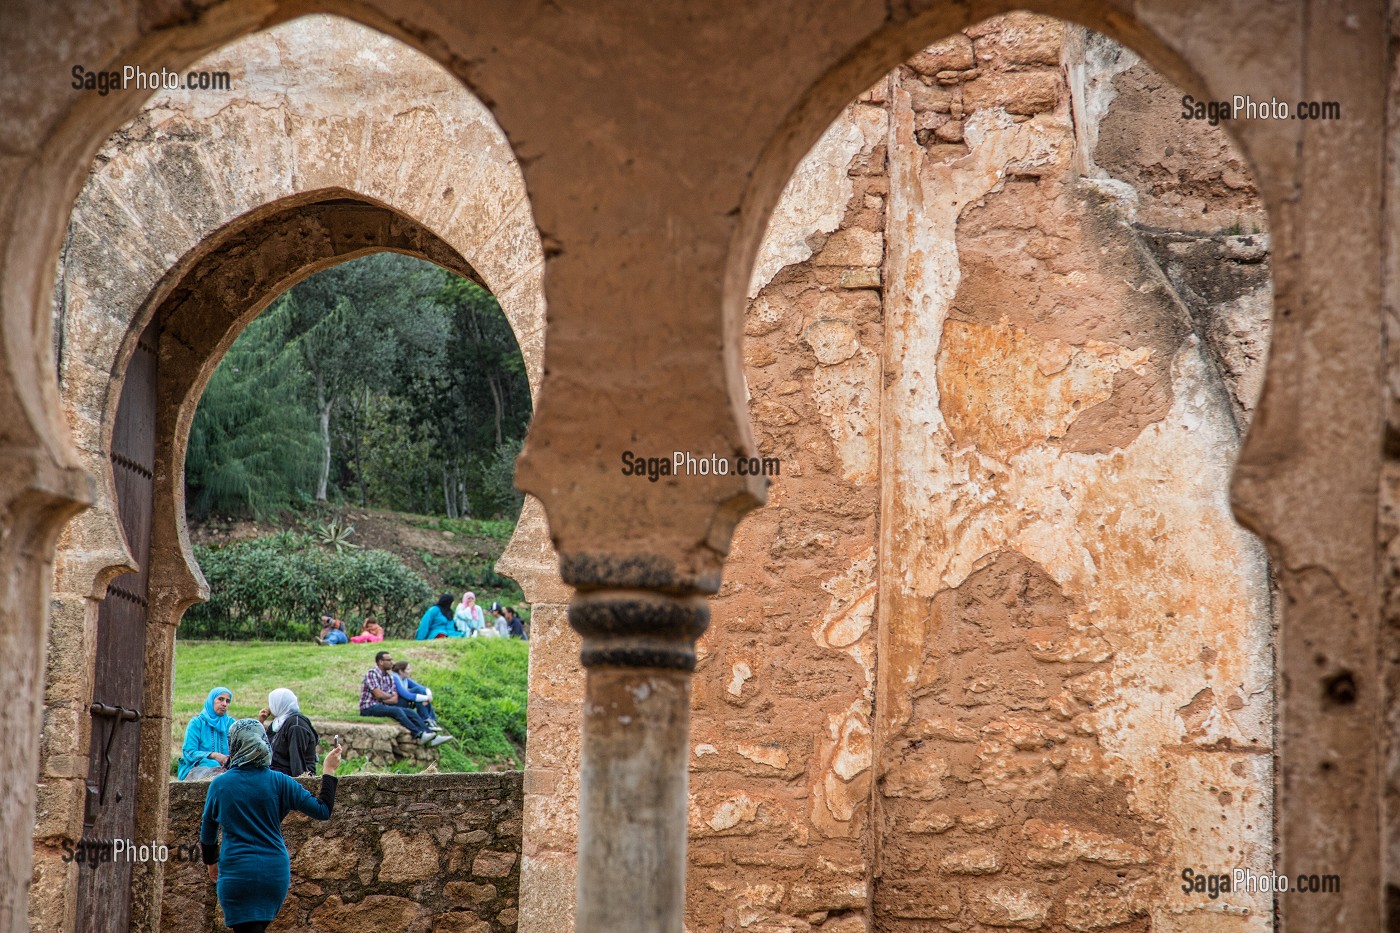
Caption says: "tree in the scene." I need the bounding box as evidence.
[185,252,533,520]
[185,306,320,519]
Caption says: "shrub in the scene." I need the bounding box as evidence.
[183,534,431,640]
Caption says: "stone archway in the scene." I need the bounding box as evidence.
[0,2,1387,932]
[33,18,565,932]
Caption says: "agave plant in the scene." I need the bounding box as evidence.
[312,517,360,553]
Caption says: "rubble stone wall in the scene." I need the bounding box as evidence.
[161,772,523,932]
[687,14,1274,933]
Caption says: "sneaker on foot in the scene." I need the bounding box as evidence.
[428,733,453,748]
[314,636,327,646]
[418,731,439,746]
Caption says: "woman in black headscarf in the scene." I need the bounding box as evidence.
[200,719,342,932]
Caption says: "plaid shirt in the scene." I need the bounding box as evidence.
[360,667,396,710]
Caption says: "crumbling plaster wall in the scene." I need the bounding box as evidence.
[686,14,1274,933]
[35,17,564,933]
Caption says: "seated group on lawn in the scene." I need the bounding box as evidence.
[417,592,526,640]
[180,655,454,780]
[317,615,383,645]
[182,592,529,777]
[314,592,526,645]
[359,650,453,746]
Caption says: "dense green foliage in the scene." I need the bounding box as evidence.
[170,638,528,773]
[182,533,432,640]
[185,253,532,522]
[427,639,529,771]
[184,311,321,519]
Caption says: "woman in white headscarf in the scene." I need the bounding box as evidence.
[256,688,320,777]
[453,591,484,636]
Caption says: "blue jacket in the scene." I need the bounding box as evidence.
[200,767,334,923]
[179,687,232,779]
[392,673,429,702]
[415,605,458,639]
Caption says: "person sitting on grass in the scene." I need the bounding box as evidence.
[257,688,320,778]
[359,650,451,747]
[179,686,233,781]
[390,660,449,735]
[414,594,459,640]
[505,606,527,640]
[476,603,503,638]
[316,616,348,646]
[453,591,484,637]
[349,618,384,644]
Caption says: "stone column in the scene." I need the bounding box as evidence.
[569,591,708,933]
[499,497,578,933]
[0,455,89,932]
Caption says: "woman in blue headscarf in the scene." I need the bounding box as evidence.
[201,719,342,933]
[179,687,233,780]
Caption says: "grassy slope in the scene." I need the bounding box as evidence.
[173,637,527,772]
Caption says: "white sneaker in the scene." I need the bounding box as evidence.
[428,734,453,748]
[419,731,439,746]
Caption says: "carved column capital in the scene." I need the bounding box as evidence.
[568,591,709,670]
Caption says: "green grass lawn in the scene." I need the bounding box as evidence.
[172,637,527,773]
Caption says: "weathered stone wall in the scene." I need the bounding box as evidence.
[687,82,889,933]
[684,14,1274,933]
[161,772,522,932]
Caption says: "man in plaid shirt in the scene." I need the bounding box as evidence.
[360,651,452,747]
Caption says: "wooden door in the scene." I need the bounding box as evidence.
[75,324,157,933]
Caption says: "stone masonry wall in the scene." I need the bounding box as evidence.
[161,772,522,932]
[686,14,1274,933]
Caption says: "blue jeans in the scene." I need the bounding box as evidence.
[391,696,436,722]
[324,629,348,645]
[360,702,429,737]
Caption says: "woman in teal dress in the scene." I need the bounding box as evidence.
[414,593,459,639]
[179,686,232,780]
[200,719,343,932]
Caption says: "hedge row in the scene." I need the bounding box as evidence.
[182,532,431,640]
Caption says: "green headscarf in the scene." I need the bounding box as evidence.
[226,717,272,770]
